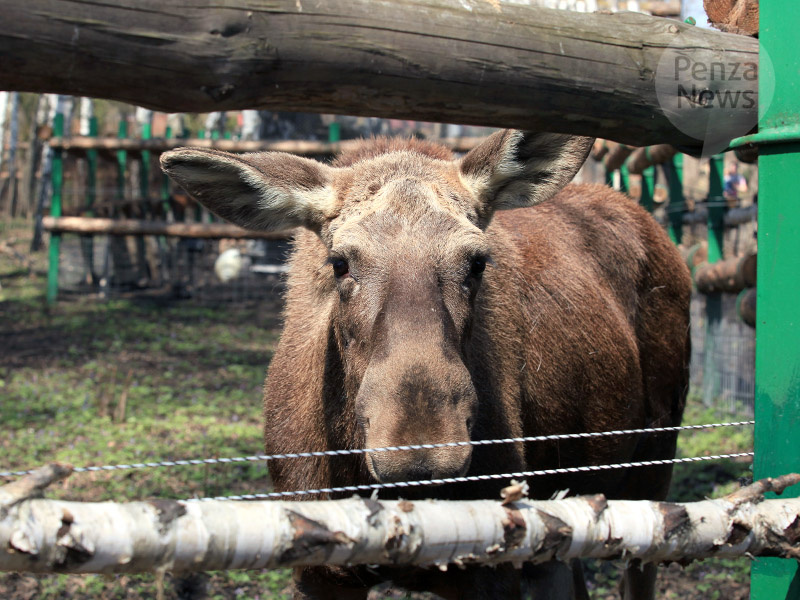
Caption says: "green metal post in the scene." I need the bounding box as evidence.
[86,116,98,215]
[750,0,800,596]
[640,165,655,213]
[707,155,725,264]
[81,115,99,285]
[328,121,341,143]
[666,154,685,245]
[702,154,725,406]
[139,120,151,208]
[116,119,128,212]
[604,168,614,188]
[161,125,173,216]
[45,113,65,304]
[618,164,630,195]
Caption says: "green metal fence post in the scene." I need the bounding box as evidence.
[619,164,630,196]
[666,154,685,245]
[81,114,99,285]
[45,112,64,304]
[161,125,173,217]
[116,119,128,211]
[702,154,725,405]
[748,0,800,596]
[640,165,655,213]
[139,119,151,208]
[328,121,341,143]
[707,155,725,264]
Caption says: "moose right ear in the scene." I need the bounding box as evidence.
[160,148,337,232]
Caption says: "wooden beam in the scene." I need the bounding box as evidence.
[625,144,678,175]
[41,216,294,240]
[0,0,758,148]
[694,253,757,294]
[47,136,486,156]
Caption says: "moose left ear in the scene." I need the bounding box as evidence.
[459,130,594,216]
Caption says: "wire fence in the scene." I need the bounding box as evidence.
[1,420,755,501]
[690,293,756,415]
[56,232,290,304]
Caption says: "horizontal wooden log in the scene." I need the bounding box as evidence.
[1,467,799,574]
[681,242,708,271]
[725,203,758,226]
[642,0,681,17]
[0,0,758,148]
[626,144,678,175]
[694,253,756,294]
[603,144,635,172]
[738,287,756,327]
[42,216,294,240]
[734,144,759,164]
[48,136,486,157]
[590,140,610,161]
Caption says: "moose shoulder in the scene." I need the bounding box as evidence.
[161,131,691,600]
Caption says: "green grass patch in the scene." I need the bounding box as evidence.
[1,226,290,597]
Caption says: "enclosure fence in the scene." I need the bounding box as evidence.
[2,420,795,578]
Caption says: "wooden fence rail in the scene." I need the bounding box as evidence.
[0,0,758,149]
[41,216,294,240]
[1,466,799,575]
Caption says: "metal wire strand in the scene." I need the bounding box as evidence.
[0,420,754,478]
[195,451,755,502]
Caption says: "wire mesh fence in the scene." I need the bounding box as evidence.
[57,232,290,304]
[690,292,755,416]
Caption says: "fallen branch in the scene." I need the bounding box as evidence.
[1,467,799,574]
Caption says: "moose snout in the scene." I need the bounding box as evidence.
[356,355,478,485]
[366,444,473,484]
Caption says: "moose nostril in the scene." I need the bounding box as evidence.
[406,464,434,481]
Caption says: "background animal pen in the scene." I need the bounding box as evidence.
[2,102,759,416]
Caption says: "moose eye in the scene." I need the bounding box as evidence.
[470,256,487,277]
[331,258,350,279]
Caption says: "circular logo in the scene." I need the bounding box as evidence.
[655,32,773,156]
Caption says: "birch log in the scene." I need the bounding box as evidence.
[0,0,759,149]
[2,467,799,574]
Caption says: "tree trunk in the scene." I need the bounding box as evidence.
[0,0,758,148]
[1,467,799,575]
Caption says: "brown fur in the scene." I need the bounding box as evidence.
[161,133,692,600]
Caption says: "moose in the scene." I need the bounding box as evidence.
[162,130,691,599]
